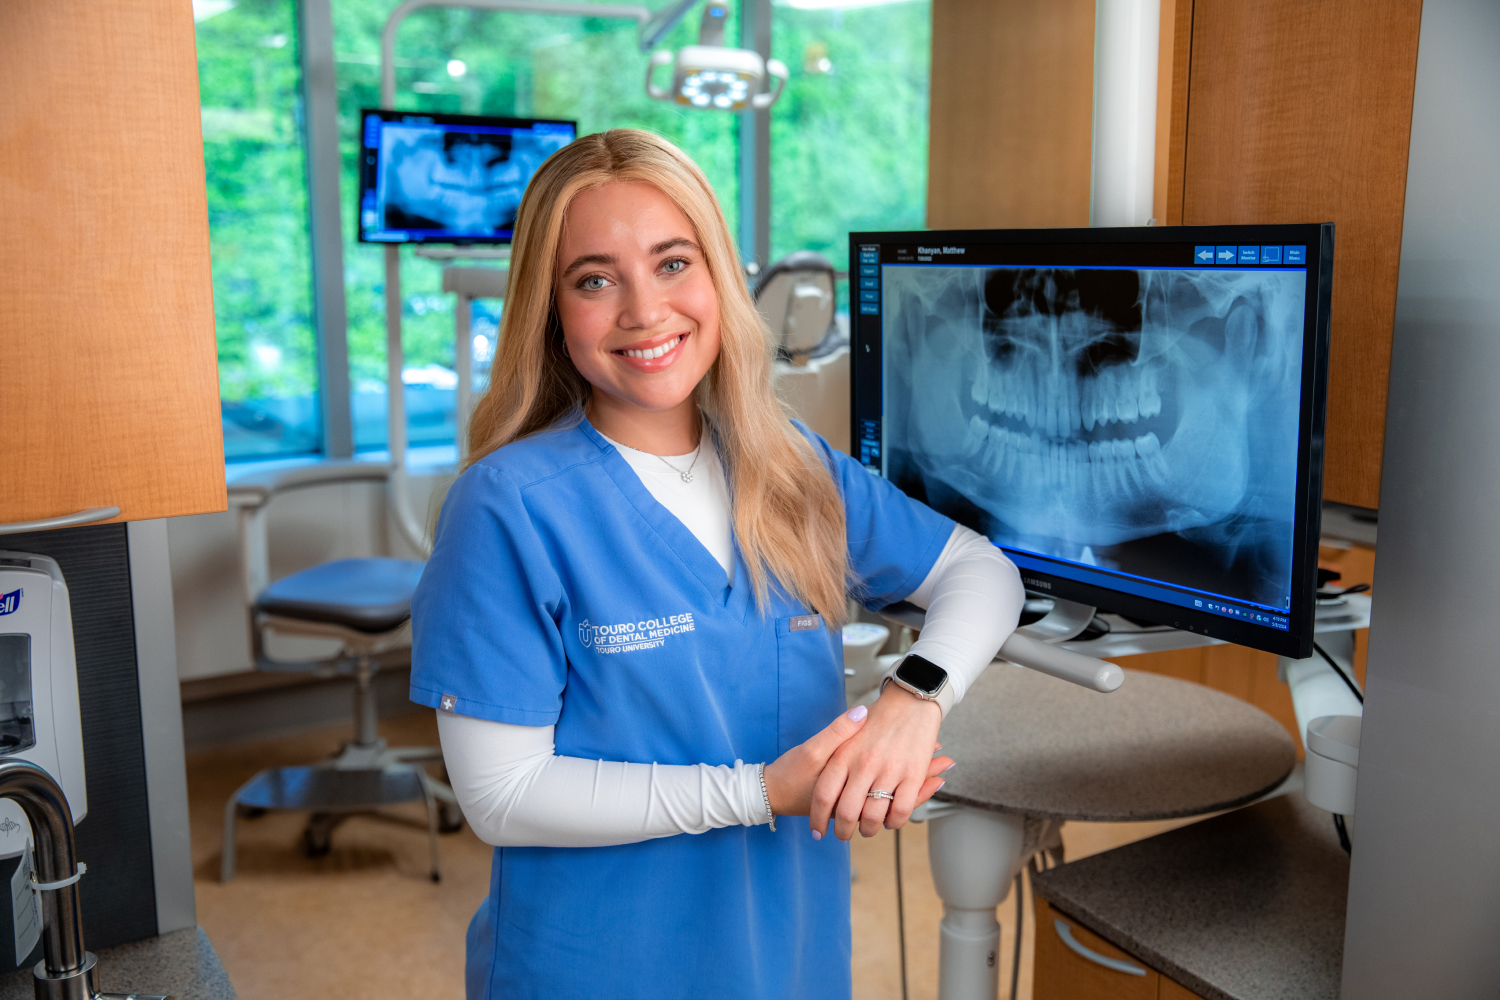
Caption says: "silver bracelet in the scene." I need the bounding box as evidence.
[757,763,776,832]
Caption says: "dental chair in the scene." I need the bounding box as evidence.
[220,460,462,883]
[754,250,844,363]
[758,250,852,453]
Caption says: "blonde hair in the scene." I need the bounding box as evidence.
[466,129,849,623]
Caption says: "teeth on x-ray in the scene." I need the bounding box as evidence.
[884,264,1306,605]
[381,127,570,234]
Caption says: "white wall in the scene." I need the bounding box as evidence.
[168,470,450,681]
[1340,0,1500,994]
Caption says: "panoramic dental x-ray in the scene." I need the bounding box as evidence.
[379,125,569,235]
[884,265,1307,610]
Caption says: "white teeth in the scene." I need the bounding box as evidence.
[1135,431,1161,458]
[1096,371,1115,425]
[1118,376,1139,422]
[1139,369,1162,418]
[1081,378,1095,432]
[988,370,1008,422]
[963,415,987,457]
[971,362,989,406]
[624,336,679,360]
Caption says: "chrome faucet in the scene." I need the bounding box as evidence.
[0,760,173,1000]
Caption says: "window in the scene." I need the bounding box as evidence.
[771,0,931,306]
[332,0,742,454]
[197,0,933,465]
[196,0,321,459]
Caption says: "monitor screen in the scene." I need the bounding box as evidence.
[850,225,1332,658]
[357,109,577,245]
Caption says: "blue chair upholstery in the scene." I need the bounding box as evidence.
[256,557,424,634]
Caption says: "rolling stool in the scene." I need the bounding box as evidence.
[220,461,463,883]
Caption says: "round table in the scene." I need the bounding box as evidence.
[922,663,1296,1000]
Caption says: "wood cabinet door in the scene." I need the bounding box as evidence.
[1034,899,1161,1000]
[0,1,226,527]
[1159,975,1212,1000]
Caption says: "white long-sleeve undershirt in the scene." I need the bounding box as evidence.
[439,437,1023,848]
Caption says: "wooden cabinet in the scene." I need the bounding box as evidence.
[1160,0,1424,509]
[1036,899,1210,1000]
[0,1,226,526]
[928,0,1423,507]
[1035,899,1160,1000]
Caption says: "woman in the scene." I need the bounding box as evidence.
[410,129,1023,1000]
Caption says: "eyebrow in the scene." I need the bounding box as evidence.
[559,238,701,278]
[649,237,700,256]
[560,252,617,277]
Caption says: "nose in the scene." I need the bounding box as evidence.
[617,279,673,331]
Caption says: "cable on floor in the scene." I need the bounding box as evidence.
[1333,813,1352,854]
[1312,641,1364,704]
[895,827,908,1000]
[1010,867,1025,1000]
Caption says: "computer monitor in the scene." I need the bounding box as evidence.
[357,109,577,245]
[850,225,1333,658]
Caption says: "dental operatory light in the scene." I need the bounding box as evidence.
[646,2,789,111]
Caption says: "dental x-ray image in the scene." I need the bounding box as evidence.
[884,265,1307,610]
[377,124,571,237]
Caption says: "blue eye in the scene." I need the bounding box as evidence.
[581,275,609,290]
[663,259,686,274]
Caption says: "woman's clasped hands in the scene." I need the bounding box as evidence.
[764,685,952,841]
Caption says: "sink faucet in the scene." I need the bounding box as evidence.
[0,760,173,1000]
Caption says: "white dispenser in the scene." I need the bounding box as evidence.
[0,552,88,965]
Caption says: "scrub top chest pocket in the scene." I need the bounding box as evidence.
[776,612,845,757]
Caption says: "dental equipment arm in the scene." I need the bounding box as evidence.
[883,527,1124,695]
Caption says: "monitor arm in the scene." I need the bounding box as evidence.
[880,599,1124,694]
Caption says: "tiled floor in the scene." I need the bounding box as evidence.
[188,712,1194,1000]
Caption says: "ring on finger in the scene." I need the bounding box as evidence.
[866,789,895,801]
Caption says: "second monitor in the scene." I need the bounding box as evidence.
[358,109,576,245]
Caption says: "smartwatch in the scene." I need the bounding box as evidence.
[884,653,949,702]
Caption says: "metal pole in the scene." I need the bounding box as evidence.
[298,0,354,457]
[737,0,771,268]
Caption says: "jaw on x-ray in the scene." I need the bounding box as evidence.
[884,265,1307,608]
[381,128,566,234]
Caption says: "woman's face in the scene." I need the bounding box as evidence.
[554,180,721,417]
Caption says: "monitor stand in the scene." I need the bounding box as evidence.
[1016,596,1096,643]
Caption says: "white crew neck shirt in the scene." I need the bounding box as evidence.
[601,430,736,584]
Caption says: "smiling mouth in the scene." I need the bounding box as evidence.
[616,334,684,360]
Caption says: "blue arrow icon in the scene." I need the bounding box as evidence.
[1194,245,1215,262]
[1216,246,1236,262]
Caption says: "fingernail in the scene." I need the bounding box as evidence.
[847,705,868,722]
[937,780,946,791]
[944,762,957,772]
[811,829,823,840]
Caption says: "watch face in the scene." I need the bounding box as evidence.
[896,654,947,695]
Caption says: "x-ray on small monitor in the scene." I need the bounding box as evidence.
[851,225,1333,658]
[358,109,577,245]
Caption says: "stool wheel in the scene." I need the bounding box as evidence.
[438,801,465,834]
[303,815,334,858]
[239,806,268,820]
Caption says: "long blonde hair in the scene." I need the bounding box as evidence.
[466,129,849,623]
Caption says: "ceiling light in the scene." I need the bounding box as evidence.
[447,59,467,77]
[646,3,788,112]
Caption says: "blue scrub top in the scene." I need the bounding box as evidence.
[410,416,953,1000]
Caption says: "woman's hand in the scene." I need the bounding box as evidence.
[765,704,950,818]
[809,685,950,841]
